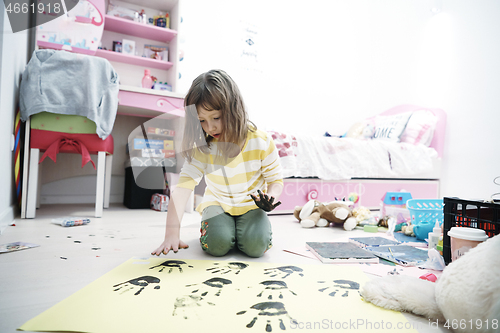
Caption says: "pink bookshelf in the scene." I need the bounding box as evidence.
[104,15,177,42]
[95,49,173,70]
[37,41,96,56]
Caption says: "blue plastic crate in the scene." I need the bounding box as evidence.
[406,199,444,225]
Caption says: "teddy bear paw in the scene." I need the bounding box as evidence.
[335,207,349,220]
[343,217,357,231]
[316,218,329,227]
[300,219,316,228]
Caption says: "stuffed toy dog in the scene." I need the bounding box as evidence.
[293,200,358,230]
[360,234,500,333]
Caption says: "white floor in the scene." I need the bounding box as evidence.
[0,204,446,333]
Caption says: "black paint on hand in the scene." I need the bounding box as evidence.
[252,190,282,212]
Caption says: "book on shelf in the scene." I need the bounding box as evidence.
[305,242,379,264]
[132,138,174,150]
[147,127,175,137]
[349,236,400,248]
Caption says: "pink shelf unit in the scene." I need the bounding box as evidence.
[104,15,177,42]
[118,90,184,118]
[95,49,173,70]
[37,41,96,56]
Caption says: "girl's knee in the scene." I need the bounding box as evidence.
[236,209,272,257]
[201,234,234,256]
[239,241,272,258]
[237,233,272,258]
[200,221,235,257]
[200,206,236,256]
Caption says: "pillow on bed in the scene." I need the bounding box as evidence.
[372,112,412,142]
[400,110,438,146]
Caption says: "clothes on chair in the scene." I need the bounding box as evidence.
[30,129,114,169]
[20,49,119,139]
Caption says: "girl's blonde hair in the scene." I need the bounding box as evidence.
[182,69,255,162]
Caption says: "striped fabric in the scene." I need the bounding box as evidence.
[177,129,283,215]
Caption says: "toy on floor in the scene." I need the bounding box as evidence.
[360,234,500,333]
[293,200,358,230]
[378,215,414,236]
[352,206,378,226]
[380,191,412,224]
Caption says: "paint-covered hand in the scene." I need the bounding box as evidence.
[251,190,281,212]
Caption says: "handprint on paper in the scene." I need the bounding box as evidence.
[172,278,232,319]
[237,301,297,332]
[263,266,304,279]
[186,277,233,297]
[149,260,194,273]
[113,275,161,295]
[256,280,297,300]
[317,279,360,297]
[206,262,249,275]
[172,295,215,319]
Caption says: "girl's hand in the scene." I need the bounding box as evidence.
[251,189,282,212]
[151,236,189,256]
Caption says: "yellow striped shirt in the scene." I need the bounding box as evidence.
[177,129,283,215]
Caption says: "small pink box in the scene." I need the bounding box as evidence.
[151,193,169,212]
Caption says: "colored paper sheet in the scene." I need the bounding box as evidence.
[20,258,418,333]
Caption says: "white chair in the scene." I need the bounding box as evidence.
[25,112,113,218]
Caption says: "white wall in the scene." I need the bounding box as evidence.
[0,8,30,231]
[33,0,500,204]
[176,0,500,201]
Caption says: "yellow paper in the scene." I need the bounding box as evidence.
[20,258,419,333]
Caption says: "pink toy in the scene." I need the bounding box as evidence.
[142,69,153,89]
[419,273,437,282]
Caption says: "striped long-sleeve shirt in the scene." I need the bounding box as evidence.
[177,129,283,215]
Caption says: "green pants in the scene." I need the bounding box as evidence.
[200,206,272,258]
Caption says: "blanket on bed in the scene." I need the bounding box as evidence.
[270,132,438,180]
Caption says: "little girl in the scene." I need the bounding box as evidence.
[152,69,283,258]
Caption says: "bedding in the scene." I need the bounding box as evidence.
[271,133,438,180]
[266,105,446,214]
[269,105,446,181]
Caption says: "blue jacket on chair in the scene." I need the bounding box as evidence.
[20,49,119,139]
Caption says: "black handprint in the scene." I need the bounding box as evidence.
[149,260,194,273]
[206,262,249,275]
[264,265,304,279]
[237,301,297,331]
[251,190,282,212]
[113,275,160,295]
[186,277,232,297]
[256,280,297,300]
[317,279,360,297]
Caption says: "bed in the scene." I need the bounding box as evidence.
[269,104,446,214]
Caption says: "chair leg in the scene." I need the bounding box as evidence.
[36,161,42,209]
[95,151,105,218]
[104,154,113,209]
[26,148,40,219]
